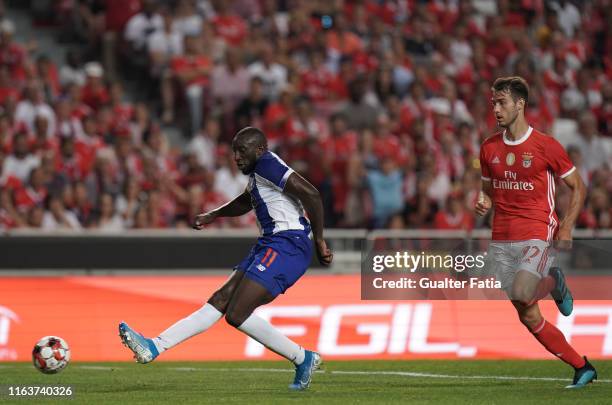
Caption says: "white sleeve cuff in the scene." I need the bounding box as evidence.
[279,168,294,189]
[560,166,576,179]
[481,176,491,181]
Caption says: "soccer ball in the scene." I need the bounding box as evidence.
[32,336,71,374]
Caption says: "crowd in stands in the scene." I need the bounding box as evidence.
[0,0,610,232]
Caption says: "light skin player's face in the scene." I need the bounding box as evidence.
[491,90,522,128]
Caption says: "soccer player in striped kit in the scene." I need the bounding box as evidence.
[120,127,332,390]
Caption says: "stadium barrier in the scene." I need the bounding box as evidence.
[1,274,611,362]
[1,229,610,271]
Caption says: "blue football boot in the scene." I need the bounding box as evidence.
[118,321,159,364]
[566,357,597,389]
[549,267,573,316]
[288,350,322,391]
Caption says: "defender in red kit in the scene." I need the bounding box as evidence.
[476,76,596,388]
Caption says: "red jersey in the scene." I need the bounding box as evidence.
[479,127,575,241]
[170,55,211,86]
[211,15,247,46]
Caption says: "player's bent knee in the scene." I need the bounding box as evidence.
[224,310,247,328]
[510,288,535,307]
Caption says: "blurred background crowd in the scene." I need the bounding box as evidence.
[0,0,610,232]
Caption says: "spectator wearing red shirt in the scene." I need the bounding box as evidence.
[12,166,47,215]
[484,17,516,66]
[164,35,211,132]
[594,81,611,136]
[200,169,226,228]
[0,186,25,229]
[147,185,177,228]
[105,0,141,33]
[399,81,432,133]
[81,62,110,111]
[109,82,134,128]
[579,187,611,229]
[262,85,295,148]
[299,49,336,106]
[0,20,27,83]
[325,14,363,56]
[174,183,204,228]
[284,97,327,169]
[65,83,93,120]
[0,113,13,153]
[143,125,177,179]
[543,54,575,96]
[74,114,104,175]
[176,151,206,190]
[316,113,358,221]
[55,136,89,182]
[0,65,18,105]
[30,115,59,158]
[433,191,473,230]
[211,1,247,46]
[372,114,404,164]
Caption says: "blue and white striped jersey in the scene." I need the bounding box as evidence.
[247,151,311,236]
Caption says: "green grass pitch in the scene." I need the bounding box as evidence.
[1,360,611,404]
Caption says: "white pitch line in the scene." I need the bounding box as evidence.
[76,366,116,371]
[329,370,612,383]
[170,367,293,374]
[167,367,612,384]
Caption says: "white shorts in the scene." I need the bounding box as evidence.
[486,239,555,292]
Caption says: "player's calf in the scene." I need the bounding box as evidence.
[512,299,544,332]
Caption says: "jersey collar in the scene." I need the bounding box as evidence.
[503,126,533,146]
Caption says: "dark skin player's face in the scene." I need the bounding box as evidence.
[232,136,264,174]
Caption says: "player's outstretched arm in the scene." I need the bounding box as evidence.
[284,172,333,266]
[555,171,586,248]
[193,190,252,230]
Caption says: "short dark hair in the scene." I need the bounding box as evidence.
[492,76,529,104]
[235,126,267,149]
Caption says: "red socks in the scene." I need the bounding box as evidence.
[532,319,586,369]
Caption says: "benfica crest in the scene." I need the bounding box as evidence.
[522,152,533,168]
